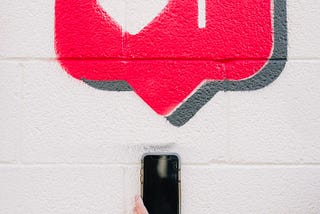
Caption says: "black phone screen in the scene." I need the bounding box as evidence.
[142,154,179,214]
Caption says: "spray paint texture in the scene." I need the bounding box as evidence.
[55,0,287,126]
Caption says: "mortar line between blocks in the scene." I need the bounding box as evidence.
[2,57,320,62]
[1,163,320,168]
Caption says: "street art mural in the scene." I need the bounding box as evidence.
[55,0,287,126]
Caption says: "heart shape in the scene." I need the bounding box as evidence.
[56,0,276,123]
[98,0,168,35]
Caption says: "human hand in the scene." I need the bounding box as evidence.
[133,195,149,214]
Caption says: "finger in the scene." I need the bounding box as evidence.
[133,203,139,214]
[134,195,149,214]
[133,207,138,214]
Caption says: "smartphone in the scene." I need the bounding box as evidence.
[141,153,180,214]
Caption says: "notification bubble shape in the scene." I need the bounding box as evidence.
[55,0,287,126]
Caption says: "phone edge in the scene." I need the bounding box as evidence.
[140,152,181,214]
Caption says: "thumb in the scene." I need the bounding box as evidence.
[134,195,149,214]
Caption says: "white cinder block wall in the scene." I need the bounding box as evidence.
[1,0,320,213]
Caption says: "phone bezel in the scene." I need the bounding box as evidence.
[140,152,181,214]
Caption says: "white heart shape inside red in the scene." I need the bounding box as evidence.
[98,0,168,35]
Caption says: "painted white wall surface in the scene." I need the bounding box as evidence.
[1,0,320,213]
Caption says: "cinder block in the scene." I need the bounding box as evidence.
[0,166,124,214]
[124,165,320,214]
[0,62,22,162]
[21,61,228,164]
[125,0,274,60]
[182,166,320,214]
[288,0,320,59]
[228,61,320,163]
[2,0,320,59]
[0,0,55,58]
[124,166,140,214]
